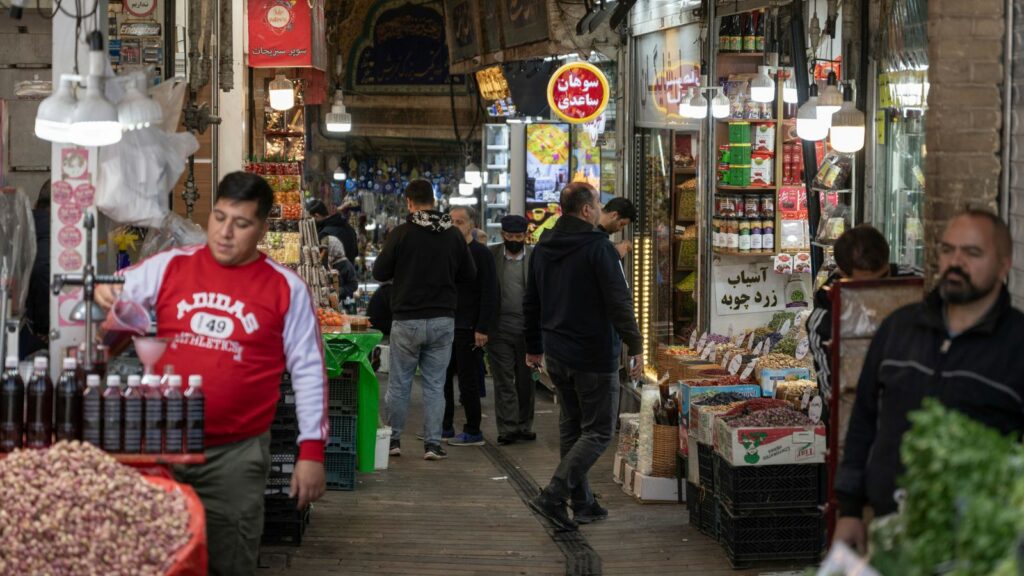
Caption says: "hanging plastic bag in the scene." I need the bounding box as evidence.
[95,128,199,228]
[139,212,207,259]
[0,187,37,317]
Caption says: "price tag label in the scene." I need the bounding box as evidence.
[795,337,810,360]
[754,340,765,355]
[727,325,734,338]
[701,344,714,361]
[741,359,757,381]
[689,330,698,348]
[780,319,793,335]
[729,354,743,375]
[698,332,709,349]
[709,348,718,363]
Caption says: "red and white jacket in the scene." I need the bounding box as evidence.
[120,245,327,462]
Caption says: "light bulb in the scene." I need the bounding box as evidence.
[35,76,77,143]
[689,90,708,120]
[829,85,865,153]
[711,92,731,119]
[269,74,295,111]
[464,162,482,187]
[795,84,828,142]
[325,90,351,132]
[783,75,798,104]
[751,67,775,103]
[679,88,695,118]
[333,168,346,181]
[458,178,474,196]
[118,74,163,132]
[68,32,122,147]
[817,72,843,117]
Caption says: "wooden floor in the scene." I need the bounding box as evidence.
[258,376,811,575]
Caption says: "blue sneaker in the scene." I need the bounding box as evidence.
[446,432,485,446]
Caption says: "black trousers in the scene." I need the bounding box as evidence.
[443,329,483,435]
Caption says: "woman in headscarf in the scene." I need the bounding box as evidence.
[320,234,359,300]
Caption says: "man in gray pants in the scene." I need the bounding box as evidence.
[487,215,535,446]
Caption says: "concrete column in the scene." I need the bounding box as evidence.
[216,0,246,176]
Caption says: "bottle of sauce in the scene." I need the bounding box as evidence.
[185,375,205,453]
[82,375,102,447]
[718,17,732,53]
[25,356,53,448]
[122,375,144,453]
[102,374,123,452]
[142,374,164,454]
[164,375,185,453]
[0,356,24,452]
[756,10,765,52]
[742,12,756,52]
[729,16,743,52]
[55,357,82,442]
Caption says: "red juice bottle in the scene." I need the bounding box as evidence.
[164,375,185,453]
[102,374,123,452]
[25,356,53,448]
[0,356,24,452]
[82,375,102,447]
[122,375,143,453]
[184,375,204,453]
[142,374,164,454]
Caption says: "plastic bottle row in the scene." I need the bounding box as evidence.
[0,356,204,454]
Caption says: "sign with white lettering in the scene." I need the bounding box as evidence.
[124,0,156,18]
[547,62,609,124]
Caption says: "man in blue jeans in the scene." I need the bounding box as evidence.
[524,182,644,531]
[373,180,476,461]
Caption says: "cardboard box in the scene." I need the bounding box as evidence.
[633,471,682,503]
[679,383,761,454]
[760,368,811,397]
[612,454,625,485]
[714,419,827,467]
[693,404,740,445]
[623,463,637,495]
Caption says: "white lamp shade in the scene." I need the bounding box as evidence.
[783,77,798,104]
[464,162,482,186]
[118,82,163,132]
[269,75,295,111]
[70,78,122,147]
[325,110,352,132]
[829,101,866,153]
[689,91,708,119]
[711,92,730,119]
[450,195,478,206]
[333,168,346,181]
[35,78,77,143]
[751,68,775,103]
[678,88,695,118]
[796,97,828,141]
[817,84,843,117]
[458,179,474,196]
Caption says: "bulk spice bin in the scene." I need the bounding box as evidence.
[661,310,826,567]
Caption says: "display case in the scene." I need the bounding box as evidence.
[873,110,925,269]
[481,123,512,244]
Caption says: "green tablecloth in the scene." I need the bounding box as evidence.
[323,330,383,472]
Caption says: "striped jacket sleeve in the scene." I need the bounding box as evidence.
[281,274,328,463]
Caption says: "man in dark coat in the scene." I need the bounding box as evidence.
[308,199,359,265]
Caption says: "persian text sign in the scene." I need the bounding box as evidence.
[547,62,609,124]
[247,0,325,69]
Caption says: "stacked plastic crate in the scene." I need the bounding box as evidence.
[263,372,311,545]
[325,363,358,491]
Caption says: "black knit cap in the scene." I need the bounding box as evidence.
[501,215,529,233]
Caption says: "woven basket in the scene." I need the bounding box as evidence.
[652,424,680,478]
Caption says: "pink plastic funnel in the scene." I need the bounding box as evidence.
[133,336,169,376]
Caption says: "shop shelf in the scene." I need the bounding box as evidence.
[712,249,773,258]
[716,52,766,58]
[716,184,776,191]
[717,504,825,568]
[714,456,825,512]
[716,118,777,124]
[327,412,357,450]
[325,448,357,491]
[697,443,715,489]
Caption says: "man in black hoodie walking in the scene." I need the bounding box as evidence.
[524,182,644,531]
[373,181,476,461]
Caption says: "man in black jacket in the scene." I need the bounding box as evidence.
[835,210,1024,554]
[441,206,498,447]
[524,182,644,531]
[373,181,476,461]
[308,200,359,266]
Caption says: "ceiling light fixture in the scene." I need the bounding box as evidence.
[796,83,829,142]
[269,74,295,111]
[750,66,776,103]
[817,71,843,117]
[117,73,163,132]
[69,32,122,147]
[829,84,866,153]
[325,89,352,133]
[35,75,78,143]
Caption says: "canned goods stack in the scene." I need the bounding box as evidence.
[712,194,775,254]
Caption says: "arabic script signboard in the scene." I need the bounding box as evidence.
[715,264,787,316]
[247,0,326,69]
[547,62,609,124]
[635,26,702,127]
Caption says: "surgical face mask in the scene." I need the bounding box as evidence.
[504,239,525,254]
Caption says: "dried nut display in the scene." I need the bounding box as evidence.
[758,353,805,370]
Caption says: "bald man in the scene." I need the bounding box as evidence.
[834,209,1024,555]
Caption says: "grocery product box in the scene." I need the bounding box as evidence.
[633,471,681,503]
[693,404,740,445]
[760,368,811,397]
[678,383,761,454]
[714,419,826,467]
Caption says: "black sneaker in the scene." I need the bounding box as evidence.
[572,500,609,525]
[389,439,401,457]
[528,493,577,531]
[424,444,448,461]
[497,434,518,446]
[519,431,537,441]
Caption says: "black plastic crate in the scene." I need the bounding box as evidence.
[261,505,310,547]
[686,482,701,529]
[327,412,357,450]
[278,386,296,407]
[325,448,356,491]
[718,504,825,568]
[328,364,359,412]
[697,443,715,490]
[715,455,825,512]
[698,485,718,539]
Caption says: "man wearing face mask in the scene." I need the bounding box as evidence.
[487,215,536,445]
[834,210,1024,556]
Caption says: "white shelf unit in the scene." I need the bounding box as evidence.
[481,123,512,244]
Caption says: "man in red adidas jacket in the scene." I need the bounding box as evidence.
[97,172,327,575]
